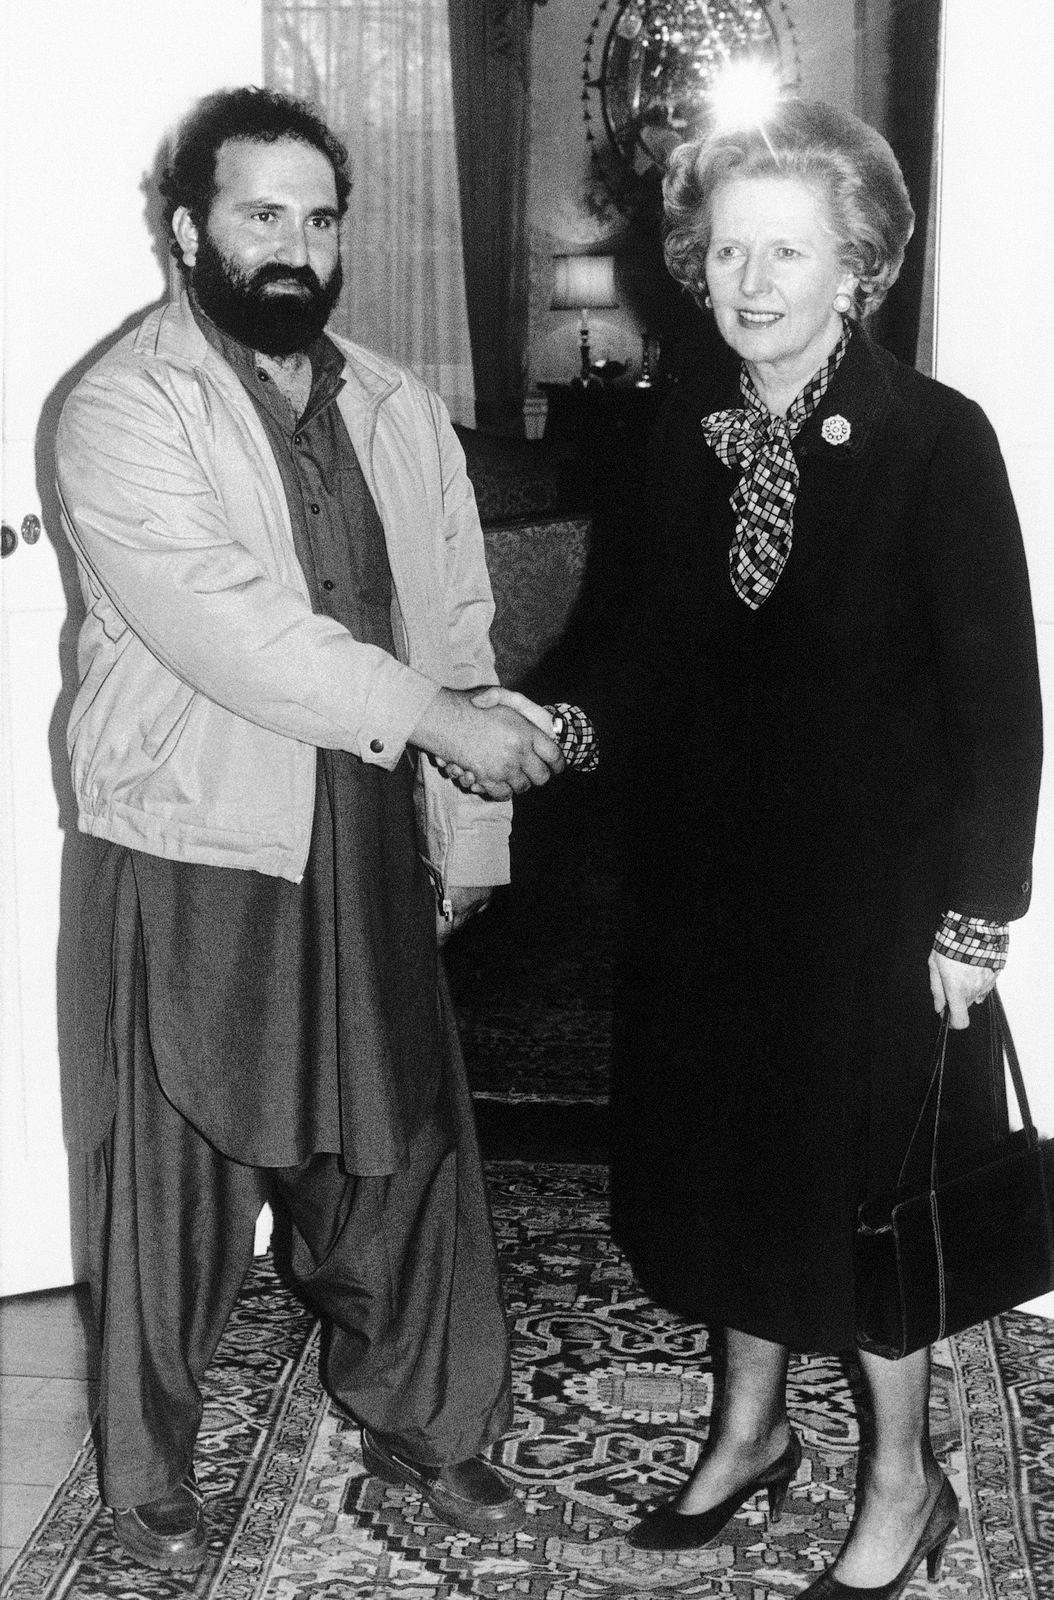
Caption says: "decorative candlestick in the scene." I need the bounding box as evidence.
[636,331,653,388]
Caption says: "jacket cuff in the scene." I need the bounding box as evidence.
[356,669,441,769]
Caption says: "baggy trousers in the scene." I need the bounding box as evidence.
[85,934,513,1511]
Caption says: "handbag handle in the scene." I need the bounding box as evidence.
[896,992,1037,1195]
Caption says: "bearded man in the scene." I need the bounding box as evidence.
[56,87,564,1572]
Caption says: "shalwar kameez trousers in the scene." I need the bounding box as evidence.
[75,319,512,1513]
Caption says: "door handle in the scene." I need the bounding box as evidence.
[1,516,42,556]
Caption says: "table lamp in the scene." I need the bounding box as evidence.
[550,254,618,387]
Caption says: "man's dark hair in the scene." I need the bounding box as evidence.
[158,86,352,236]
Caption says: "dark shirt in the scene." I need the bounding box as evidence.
[108,304,442,1172]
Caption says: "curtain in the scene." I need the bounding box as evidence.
[447,0,534,430]
[264,0,476,425]
[870,0,942,369]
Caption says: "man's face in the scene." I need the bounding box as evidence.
[174,137,343,356]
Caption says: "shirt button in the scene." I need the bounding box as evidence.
[309,502,321,514]
[322,579,334,592]
[294,433,303,445]
[370,738,384,754]
[256,369,269,382]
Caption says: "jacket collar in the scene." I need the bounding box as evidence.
[135,292,404,413]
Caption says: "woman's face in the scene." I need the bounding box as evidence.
[704,175,857,378]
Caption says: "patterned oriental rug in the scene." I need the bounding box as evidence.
[4,1164,1053,1600]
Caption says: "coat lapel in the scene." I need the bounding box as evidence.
[797,325,896,460]
[789,328,897,558]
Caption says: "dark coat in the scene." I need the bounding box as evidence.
[600,327,1042,1352]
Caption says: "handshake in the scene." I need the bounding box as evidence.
[410,685,564,800]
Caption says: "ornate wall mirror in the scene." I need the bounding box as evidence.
[557,0,939,373]
[585,1,800,214]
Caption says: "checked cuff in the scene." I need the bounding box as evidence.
[546,703,599,773]
[934,910,1009,970]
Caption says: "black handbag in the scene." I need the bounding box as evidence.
[855,992,1054,1358]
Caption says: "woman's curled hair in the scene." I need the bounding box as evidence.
[663,99,914,319]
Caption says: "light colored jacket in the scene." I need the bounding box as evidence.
[56,293,510,889]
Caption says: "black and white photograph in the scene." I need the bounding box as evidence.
[1,3,1052,1597]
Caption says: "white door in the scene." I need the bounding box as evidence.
[0,0,262,1297]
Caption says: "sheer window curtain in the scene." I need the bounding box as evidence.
[264,0,476,426]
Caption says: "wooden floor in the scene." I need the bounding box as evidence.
[0,1286,96,1579]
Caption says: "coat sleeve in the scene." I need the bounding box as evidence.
[920,394,1042,921]
[56,366,439,767]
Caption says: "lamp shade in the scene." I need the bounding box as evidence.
[550,254,618,311]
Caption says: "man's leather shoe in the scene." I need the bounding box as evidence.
[112,1474,207,1570]
[360,1428,526,1538]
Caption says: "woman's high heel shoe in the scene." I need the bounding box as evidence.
[627,1431,802,1551]
[799,1474,959,1598]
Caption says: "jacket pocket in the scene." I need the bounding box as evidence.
[142,682,195,759]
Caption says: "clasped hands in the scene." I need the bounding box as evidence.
[410,685,562,800]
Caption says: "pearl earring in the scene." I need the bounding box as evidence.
[704,293,713,309]
[833,292,852,314]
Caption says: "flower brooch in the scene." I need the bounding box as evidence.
[821,414,851,446]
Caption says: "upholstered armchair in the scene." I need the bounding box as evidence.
[455,427,591,688]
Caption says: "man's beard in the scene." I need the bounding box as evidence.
[191,228,343,357]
